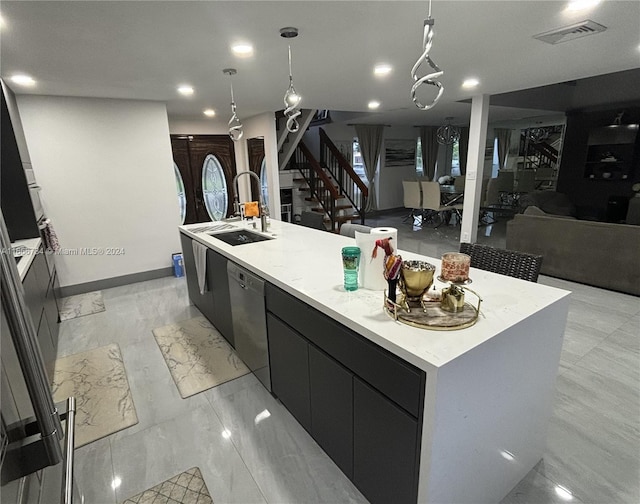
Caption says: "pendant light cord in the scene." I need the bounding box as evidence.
[284,44,301,133]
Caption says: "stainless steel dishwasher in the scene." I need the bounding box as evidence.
[227,262,271,391]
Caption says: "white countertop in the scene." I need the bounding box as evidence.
[12,237,42,281]
[179,219,570,372]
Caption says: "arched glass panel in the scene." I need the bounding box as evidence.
[259,158,269,209]
[202,154,229,221]
[174,162,186,224]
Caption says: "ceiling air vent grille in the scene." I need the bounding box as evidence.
[534,20,607,45]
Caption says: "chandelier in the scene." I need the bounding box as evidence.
[437,117,460,145]
[223,68,243,141]
[410,0,444,110]
[280,27,302,133]
[527,127,549,144]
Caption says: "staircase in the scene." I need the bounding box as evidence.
[276,112,368,232]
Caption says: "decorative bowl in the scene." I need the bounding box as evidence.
[400,260,436,300]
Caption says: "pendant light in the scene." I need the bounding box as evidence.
[526,126,549,144]
[280,27,302,133]
[223,68,243,141]
[437,117,461,145]
[410,0,444,110]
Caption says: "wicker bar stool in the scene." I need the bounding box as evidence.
[459,242,543,282]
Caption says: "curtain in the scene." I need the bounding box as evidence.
[458,126,469,175]
[355,124,384,212]
[419,126,439,180]
[495,128,512,171]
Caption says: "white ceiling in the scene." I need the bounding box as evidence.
[1,1,639,126]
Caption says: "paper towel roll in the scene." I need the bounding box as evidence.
[355,227,398,290]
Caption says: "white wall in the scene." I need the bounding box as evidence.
[17,96,180,288]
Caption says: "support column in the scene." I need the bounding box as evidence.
[460,94,490,244]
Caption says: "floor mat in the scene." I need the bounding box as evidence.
[58,290,106,321]
[52,343,138,447]
[153,316,250,398]
[122,467,213,504]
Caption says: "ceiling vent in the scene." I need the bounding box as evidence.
[533,20,607,45]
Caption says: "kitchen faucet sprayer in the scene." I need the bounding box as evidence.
[232,171,268,232]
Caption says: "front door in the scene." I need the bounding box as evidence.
[171,135,237,224]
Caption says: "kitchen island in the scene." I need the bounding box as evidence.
[179,219,570,504]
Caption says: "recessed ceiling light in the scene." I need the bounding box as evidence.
[203,109,216,117]
[566,0,601,11]
[177,85,194,96]
[462,78,480,89]
[374,64,392,76]
[368,100,381,110]
[231,43,254,57]
[10,74,36,87]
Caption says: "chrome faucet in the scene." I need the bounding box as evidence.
[232,171,268,232]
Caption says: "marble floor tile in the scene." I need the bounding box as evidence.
[109,405,267,504]
[541,365,640,504]
[207,381,368,504]
[556,318,611,373]
[59,290,106,320]
[74,437,117,504]
[565,297,631,335]
[574,330,640,386]
[108,336,211,442]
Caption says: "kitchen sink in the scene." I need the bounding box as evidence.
[206,229,273,246]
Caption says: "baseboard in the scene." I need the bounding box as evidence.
[59,267,174,297]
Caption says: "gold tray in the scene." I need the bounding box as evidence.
[383,290,481,331]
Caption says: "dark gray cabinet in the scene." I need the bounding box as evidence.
[309,345,353,479]
[207,248,234,346]
[353,377,420,504]
[22,252,57,386]
[180,232,215,323]
[265,282,425,504]
[267,313,311,431]
[180,232,235,347]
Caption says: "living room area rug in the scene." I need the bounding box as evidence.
[152,316,249,399]
[58,290,106,321]
[51,343,138,447]
[121,467,213,504]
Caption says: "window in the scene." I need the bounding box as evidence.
[174,163,186,224]
[259,158,269,208]
[352,139,368,185]
[451,140,461,177]
[416,137,424,175]
[201,154,229,221]
[492,137,500,178]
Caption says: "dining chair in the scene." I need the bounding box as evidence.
[496,171,515,193]
[402,180,423,225]
[516,170,536,193]
[453,176,465,193]
[420,180,463,227]
[459,242,543,282]
[299,211,326,230]
[339,223,372,237]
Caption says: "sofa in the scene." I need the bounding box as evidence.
[506,209,640,295]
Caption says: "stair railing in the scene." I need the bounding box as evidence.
[318,128,368,224]
[293,141,339,230]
